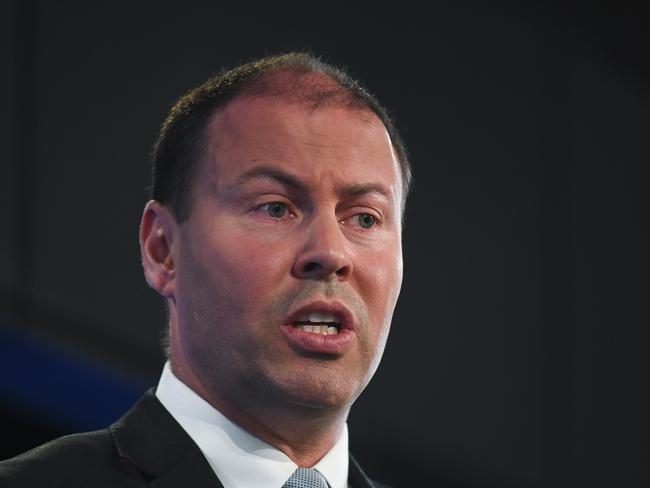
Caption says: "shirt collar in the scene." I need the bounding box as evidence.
[155,362,349,488]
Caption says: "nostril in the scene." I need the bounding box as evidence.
[303,262,320,273]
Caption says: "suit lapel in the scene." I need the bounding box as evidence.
[109,389,222,487]
[146,448,223,488]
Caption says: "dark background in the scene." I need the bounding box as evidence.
[1,2,649,487]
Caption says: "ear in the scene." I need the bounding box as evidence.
[139,200,178,299]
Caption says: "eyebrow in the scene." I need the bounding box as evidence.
[235,165,393,202]
[236,165,308,192]
[338,182,392,201]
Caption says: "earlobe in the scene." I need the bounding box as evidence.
[140,200,177,298]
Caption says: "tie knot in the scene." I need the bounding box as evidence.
[282,467,329,488]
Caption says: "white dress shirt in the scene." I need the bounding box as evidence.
[155,362,349,488]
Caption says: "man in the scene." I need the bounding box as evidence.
[0,52,411,487]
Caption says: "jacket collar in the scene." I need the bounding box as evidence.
[109,388,379,487]
[109,388,222,487]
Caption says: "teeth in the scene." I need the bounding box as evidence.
[297,312,339,323]
[298,325,339,335]
[312,312,338,323]
[309,312,324,322]
[293,310,341,335]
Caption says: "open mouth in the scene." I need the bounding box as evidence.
[291,311,341,335]
[282,301,355,354]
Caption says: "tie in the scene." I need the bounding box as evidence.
[282,467,330,488]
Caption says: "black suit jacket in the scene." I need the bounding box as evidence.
[0,389,388,487]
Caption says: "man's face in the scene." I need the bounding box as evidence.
[170,97,403,418]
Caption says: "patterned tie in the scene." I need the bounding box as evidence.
[282,467,330,488]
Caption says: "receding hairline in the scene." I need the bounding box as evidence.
[233,68,370,110]
[205,89,389,140]
[198,68,385,147]
[195,92,404,207]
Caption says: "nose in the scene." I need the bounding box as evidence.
[292,213,353,281]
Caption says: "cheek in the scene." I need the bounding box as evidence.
[361,248,403,316]
[184,230,293,310]
[352,251,402,368]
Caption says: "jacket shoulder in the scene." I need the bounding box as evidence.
[0,429,140,487]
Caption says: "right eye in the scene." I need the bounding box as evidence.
[259,202,290,219]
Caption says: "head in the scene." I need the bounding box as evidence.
[140,53,411,430]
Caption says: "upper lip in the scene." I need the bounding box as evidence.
[285,300,356,331]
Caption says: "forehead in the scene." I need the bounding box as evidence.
[201,97,402,193]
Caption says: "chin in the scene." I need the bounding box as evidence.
[271,373,360,412]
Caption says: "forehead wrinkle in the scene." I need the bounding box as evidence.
[247,168,393,201]
[232,166,308,193]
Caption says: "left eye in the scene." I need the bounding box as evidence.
[353,213,377,229]
[262,202,289,219]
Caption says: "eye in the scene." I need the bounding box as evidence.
[352,213,378,229]
[261,202,290,219]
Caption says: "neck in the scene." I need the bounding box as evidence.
[171,358,349,467]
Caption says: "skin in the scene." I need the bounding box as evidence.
[140,96,404,467]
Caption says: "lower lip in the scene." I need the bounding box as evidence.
[281,324,355,355]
